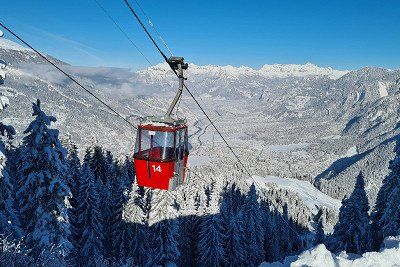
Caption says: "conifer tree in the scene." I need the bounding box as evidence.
[16,100,72,257]
[110,159,125,259]
[122,156,135,190]
[264,214,281,263]
[370,143,399,250]
[77,162,104,265]
[89,146,107,184]
[243,184,265,266]
[178,190,202,267]
[198,188,225,267]
[72,148,91,260]
[64,140,81,255]
[332,171,372,254]
[101,178,112,259]
[147,190,180,266]
[379,144,400,241]
[123,183,148,265]
[0,97,22,241]
[313,219,325,246]
[277,205,291,256]
[224,209,246,266]
[370,169,397,250]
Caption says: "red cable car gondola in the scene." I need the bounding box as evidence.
[133,57,189,190]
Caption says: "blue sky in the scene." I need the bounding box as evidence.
[1,0,399,70]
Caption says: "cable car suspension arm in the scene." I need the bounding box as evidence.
[165,57,188,117]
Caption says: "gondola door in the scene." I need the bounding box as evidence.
[172,127,188,188]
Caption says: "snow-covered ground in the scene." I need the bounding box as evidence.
[377,81,389,98]
[188,155,212,167]
[251,175,341,214]
[0,36,30,52]
[343,146,358,157]
[265,143,311,153]
[261,236,400,267]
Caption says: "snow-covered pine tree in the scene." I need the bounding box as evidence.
[243,184,265,266]
[177,192,192,267]
[0,237,35,266]
[224,208,245,266]
[94,150,115,260]
[16,100,72,258]
[64,139,81,256]
[123,182,148,265]
[65,141,80,209]
[273,204,291,257]
[311,208,325,247]
[110,157,125,259]
[0,95,22,241]
[379,142,400,241]
[283,205,293,253]
[313,219,325,246]
[77,162,105,265]
[147,190,180,266]
[102,177,112,259]
[263,213,281,263]
[177,189,203,267]
[122,156,135,190]
[89,146,107,184]
[72,148,91,262]
[370,168,397,250]
[332,171,372,254]
[198,187,225,267]
[371,141,400,250]
[258,198,281,263]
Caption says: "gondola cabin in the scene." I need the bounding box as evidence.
[133,117,189,190]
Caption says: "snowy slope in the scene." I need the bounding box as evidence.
[0,37,29,52]
[261,236,400,267]
[377,81,389,98]
[251,175,341,214]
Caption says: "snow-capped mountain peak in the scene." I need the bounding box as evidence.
[259,62,348,79]
[138,62,348,81]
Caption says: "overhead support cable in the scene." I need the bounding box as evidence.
[123,0,169,63]
[131,0,174,56]
[93,0,153,66]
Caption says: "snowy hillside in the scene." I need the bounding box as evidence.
[261,236,400,267]
[251,175,341,214]
[0,37,30,52]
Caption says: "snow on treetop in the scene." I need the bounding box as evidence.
[0,30,3,37]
